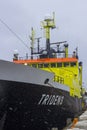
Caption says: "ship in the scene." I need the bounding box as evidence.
[0,13,85,130]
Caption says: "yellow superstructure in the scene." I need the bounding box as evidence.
[41,61,81,98]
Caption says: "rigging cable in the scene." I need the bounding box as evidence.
[0,18,29,49]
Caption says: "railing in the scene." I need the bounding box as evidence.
[13,53,76,61]
[13,46,77,61]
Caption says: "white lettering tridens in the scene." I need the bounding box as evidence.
[38,94,64,106]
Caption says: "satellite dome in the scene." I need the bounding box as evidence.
[44,14,52,21]
[14,49,18,54]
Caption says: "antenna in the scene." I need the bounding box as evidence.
[35,37,42,53]
[52,12,56,29]
[50,41,67,45]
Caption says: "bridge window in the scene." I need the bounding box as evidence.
[70,62,76,67]
[32,64,37,68]
[44,63,49,68]
[28,64,32,67]
[51,63,56,68]
[57,63,62,67]
[64,62,69,67]
[38,64,43,68]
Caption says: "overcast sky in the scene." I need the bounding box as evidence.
[0,0,87,87]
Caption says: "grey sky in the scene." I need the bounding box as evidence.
[0,0,87,86]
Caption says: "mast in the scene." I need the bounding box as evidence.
[29,27,35,59]
[41,12,56,58]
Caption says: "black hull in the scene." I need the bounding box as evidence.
[0,80,82,130]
